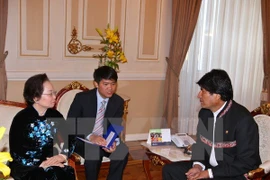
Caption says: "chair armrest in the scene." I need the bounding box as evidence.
[69,152,82,165]
[248,160,270,179]
[248,167,265,179]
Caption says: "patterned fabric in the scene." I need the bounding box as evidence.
[217,100,232,118]
[93,100,106,136]
[200,134,237,148]
[12,119,57,166]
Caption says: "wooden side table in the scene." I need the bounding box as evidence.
[141,142,191,180]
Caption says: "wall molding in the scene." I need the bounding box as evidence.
[20,0,50,56]
[137,0,162,60]
[7,71,166,81]
[125,133,148,141]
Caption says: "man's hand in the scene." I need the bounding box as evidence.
[187,169,210,180]
[192,170,210,179]
[103,142,116,153]
[89,134,107,147]
[186,164,202,179]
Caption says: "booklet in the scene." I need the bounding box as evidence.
[147,128,172,146]
[76,124,124,148]
[103,124,124,148]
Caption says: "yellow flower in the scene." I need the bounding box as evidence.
[0,152,13,177]
[94,24,127,70]
[107,50,114,59]
[0,127,13,177]
[106,29,114,39]
[96,28,103,37]
[120,54,127,63]
[0,127,5,140]
[111,35,119,43]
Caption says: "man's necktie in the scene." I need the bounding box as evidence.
[93,100,106,136]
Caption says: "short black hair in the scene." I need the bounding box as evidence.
[93,66,118,84]
[23,73,49,105]
[197,69,233,101]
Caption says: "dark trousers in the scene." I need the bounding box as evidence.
[11,164,75,180]
[162,161,193,180]
[162,161,247,180]
[83,142,129,180]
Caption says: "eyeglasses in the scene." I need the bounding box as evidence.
[42,91,57,96]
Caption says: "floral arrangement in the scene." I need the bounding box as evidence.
[0,127,12,179]
[94,24,127,71]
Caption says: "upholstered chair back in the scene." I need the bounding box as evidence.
[254,114,270,163]
[0,100,26,152]
[251,103,270,164]
[248,103,270,179]
[54,81,89,119]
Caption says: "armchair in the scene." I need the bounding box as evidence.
[0,100,26,152]
[248,103,270,179]
[0,100,26,179]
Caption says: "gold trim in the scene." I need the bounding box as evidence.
[67,27,93,54]
[121,98,130,142]
[149,155,165,166]
[253,103,270,115]
[64,81,88,90]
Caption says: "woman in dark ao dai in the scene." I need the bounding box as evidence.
[9,74,75,180]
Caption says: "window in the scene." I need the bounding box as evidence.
[179,0,263,134]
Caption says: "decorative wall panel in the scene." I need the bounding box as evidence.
[138,0,162,60]
[20,0,49,56]
[65,0,127,57]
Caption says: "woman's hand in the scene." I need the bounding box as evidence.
[39,154,67,169]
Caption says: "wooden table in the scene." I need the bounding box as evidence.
[141,142,191,180]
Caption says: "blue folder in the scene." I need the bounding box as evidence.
[103,124,124,148]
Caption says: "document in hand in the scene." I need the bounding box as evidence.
[103,124,124,148]
[76,124,124,148]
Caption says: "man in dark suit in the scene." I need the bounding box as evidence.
[162,69,261,180]
[67,66,129,180]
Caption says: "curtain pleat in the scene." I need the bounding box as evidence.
[163,0,202,133]
[261,0,270,102]
[0,0,8,100]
